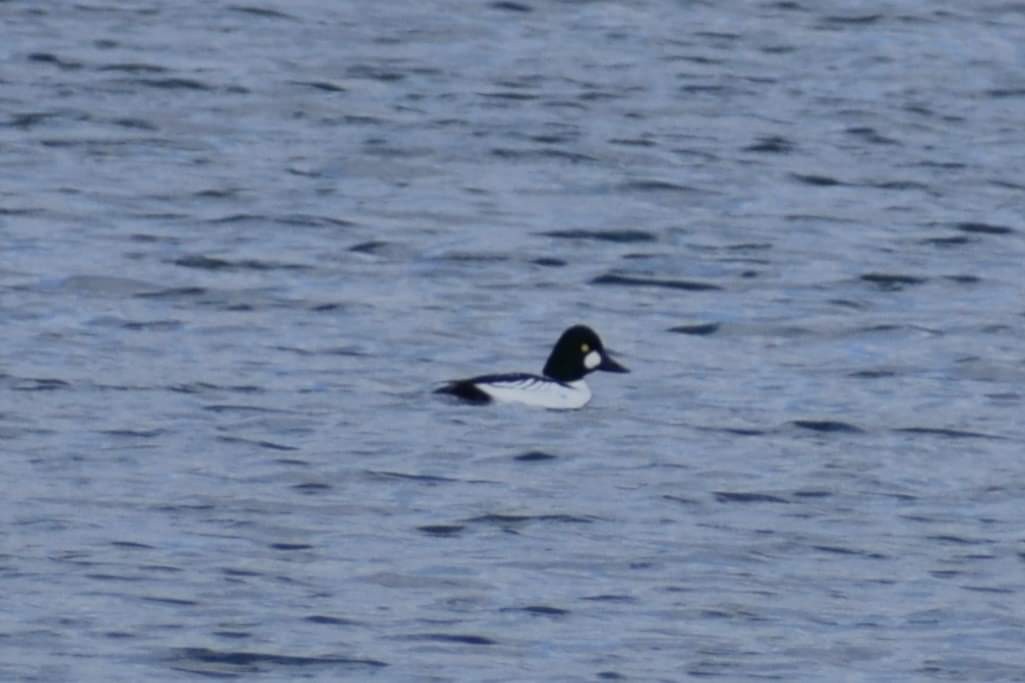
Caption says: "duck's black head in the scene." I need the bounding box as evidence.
[542,324,629,382]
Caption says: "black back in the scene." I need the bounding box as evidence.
[433,373,542,404]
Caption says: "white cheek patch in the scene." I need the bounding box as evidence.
[584,350,601,370]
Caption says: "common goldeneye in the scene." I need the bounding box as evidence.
[435,324,628,409]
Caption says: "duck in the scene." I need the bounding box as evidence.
[435,324,628,409]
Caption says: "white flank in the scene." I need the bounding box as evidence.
[480,378,591,409]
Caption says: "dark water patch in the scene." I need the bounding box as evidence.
[203,404,293,415]
[417,524,465,536]
[438,252,511,263]
[269,543,313,551]
[86,573,147,583]
[680,84,729,95]
[714,492,789,504]
[662,495,702,505]
[403,633,495,646]
[305,615,358,626]
[849,369,897,379]
[667,322,720,335]
[142,596,199,607]
[291,80,347,93]
[893,427,999,440]
[581,594,637,603]
[97,62,167,74]
[986,88,1025,98]
[27,52,83,70]
[617,179,701,193]
[944,274,981,285]
[217,436,298,451]
[110,117,158,130]
[222,568,263,578]
[869,179,929,191]
[135,286,208,300]
[960,585,1014,594]
[598,671,626,680]
[205,213,270,225]
[857,323,941,335]
[919,235,972,247]
[812,545,887,559]
[292,482,331,494]
[213,631,251,640]
[274,458,310,467]
[591,273,722,291]
[111,541,156,550]
[229,5,296,19]
[365,470,459,484]
[105,631,136,639]
[493,147,597,163]
[349,240,390,254]
[170,382,264,394]
[860,273,927,289]
[171,255,310,272]
[793,490,832,499]
[490,1,532,11]
[821,14,883,25]
[742,136,795,153]
[121,319,182,331]
[501,605,569,616]
[12,378,70,391]
[192,188,240,199]
[539,229,656,243]
[5,111,65,129]
[347,64,405,82]
[930,570,962,579]
[609,137,656,147]
[925,535,990,546]
[515,450,557,462]
[790,173,844,186]
[130,77,214,91]
[278,213,356,228]
[98,429,165,438]
[531,257,567,267]
[696,426,768,437]
[479,91,539,101]
[791,420,863,434]
[466,513,594,526]
[309,302,346,312]
[846,127,898,145]
[170,648,386,673]
[955,222,1014,235]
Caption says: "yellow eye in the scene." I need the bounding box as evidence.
[581,343,590,353]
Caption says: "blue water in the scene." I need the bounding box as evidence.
[3,1,1025,680]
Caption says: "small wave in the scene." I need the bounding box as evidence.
[417,524,465,536]
[791,420,863,433]
[590,273,722,291]
[955,222,1015,235]
[401,633,495,645]
[790,173,844,186]
[171,255,310,272]
[500,605,569,616]
[667,322,720,335]
[860,273,927,289]
[714,491,789,504]
[514,450,557,461]
[743,135,795,153]
[894,427,1001,440]
[539,229,656,243]
[170,647,386,673]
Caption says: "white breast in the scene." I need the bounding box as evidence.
[480,378,591,409]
